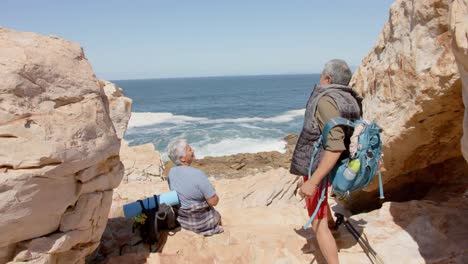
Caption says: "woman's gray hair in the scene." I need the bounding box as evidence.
[322,59,352,86]
[166,138,188,165]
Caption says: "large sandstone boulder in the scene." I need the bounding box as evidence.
[349,0,466,205]
[0,28,124,263]
[98,80,132,140]
[449,0,468,162]
[120,140,165,182]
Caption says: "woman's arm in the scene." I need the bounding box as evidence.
[206,194,219,206]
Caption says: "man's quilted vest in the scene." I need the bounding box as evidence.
[290,84,362,176]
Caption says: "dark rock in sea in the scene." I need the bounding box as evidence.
[163,134,299,179]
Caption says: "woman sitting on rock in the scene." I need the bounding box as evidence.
[166,138,223,236]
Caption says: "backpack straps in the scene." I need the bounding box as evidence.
[322,117,355,148]
[138,200,147,212]
[137,196,160,213]
[378,171,385,199]
[307,138,322,180]
[154,195,160,211]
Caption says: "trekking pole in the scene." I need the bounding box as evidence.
[344,220,384,264]
[334,213,385,264]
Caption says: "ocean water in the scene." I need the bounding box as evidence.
[115,74,320,159]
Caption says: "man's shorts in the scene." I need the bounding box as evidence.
[303,176,329,220]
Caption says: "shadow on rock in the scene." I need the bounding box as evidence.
[388,189,468,263]
[87,217,180,263]
[385,158,468,263]
[293,227,326,264]
[294,216,368,264]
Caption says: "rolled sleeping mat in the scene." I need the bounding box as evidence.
[123,190,179,218]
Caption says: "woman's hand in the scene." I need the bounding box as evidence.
[300,180,317,197]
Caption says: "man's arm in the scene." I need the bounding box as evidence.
[300,150,343,196]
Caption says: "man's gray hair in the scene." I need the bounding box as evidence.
[166,138,188,165]
[322,59,352,86]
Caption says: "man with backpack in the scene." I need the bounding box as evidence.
[290,59,362,264]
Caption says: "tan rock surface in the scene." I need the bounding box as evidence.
[0,28,124,263]
[336,197,468,264]
[349,0,465,199]
[99,80,132,140]
[97,168,315,263]
[97,166,468,263]
[449,0,468,162]
[120,140,165,182]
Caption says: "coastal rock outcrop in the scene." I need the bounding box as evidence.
[99,80,132,140]
[0,28,124,263]
[349,0,466,208]
[163,135,298,179]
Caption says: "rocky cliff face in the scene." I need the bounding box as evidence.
[0,28,129,263]
[449,0,468,162]
[348,0,467,208]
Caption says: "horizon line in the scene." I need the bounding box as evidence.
[108,72,323,82]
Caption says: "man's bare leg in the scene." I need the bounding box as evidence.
[311,216,339,264]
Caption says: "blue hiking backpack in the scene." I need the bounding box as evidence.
[304,117,384,229]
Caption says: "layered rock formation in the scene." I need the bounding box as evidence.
[0,28,128,263]
[349,0,467,208]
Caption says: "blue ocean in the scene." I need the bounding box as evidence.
[115,74,320,159]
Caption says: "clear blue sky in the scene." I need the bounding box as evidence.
[1,0,394,80]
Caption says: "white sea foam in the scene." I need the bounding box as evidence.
[128,109,305,128]
[192,137,287,158]
[128,112,208,128]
